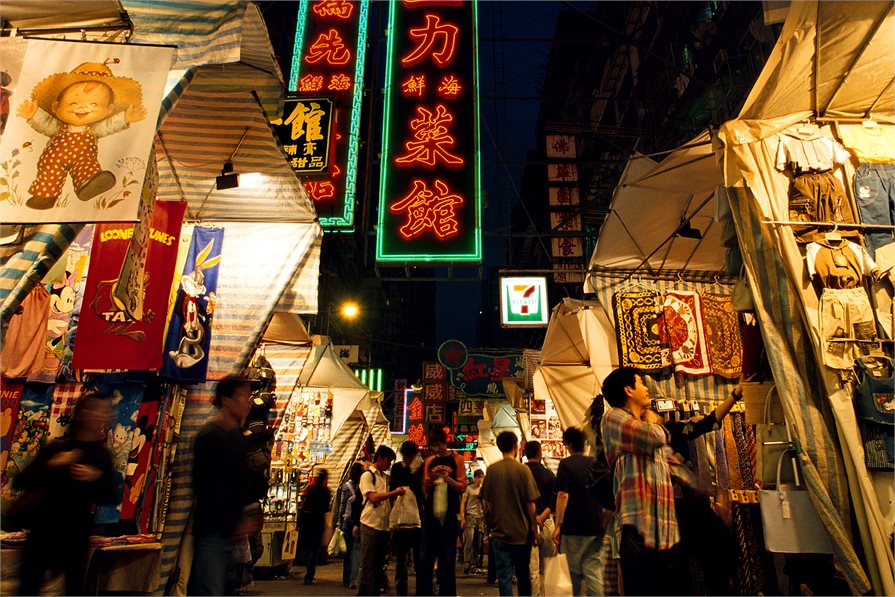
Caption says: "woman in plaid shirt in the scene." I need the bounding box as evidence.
[600,367,678,596]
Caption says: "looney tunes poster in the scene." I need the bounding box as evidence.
[0,39,173,223]
[160,226,224,383]
[72,201,185,371]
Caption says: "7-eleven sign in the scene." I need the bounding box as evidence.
[500,277,549,327]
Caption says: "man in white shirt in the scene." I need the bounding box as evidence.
[357,445,405,596]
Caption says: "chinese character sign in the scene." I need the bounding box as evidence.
[285,0,370,230]
[273,98,334,175]
[377,0,481,262]
[449,353,523,397]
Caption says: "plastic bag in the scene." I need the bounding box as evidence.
[390,490,421,529]
[327,528,346,557]
[543,554,573,597]
[433,478,448,524]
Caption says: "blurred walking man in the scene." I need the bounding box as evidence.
[552,427,608,596]
[481,431,540,597]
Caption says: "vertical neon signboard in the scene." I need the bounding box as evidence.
[287,0,369,231]
[376,0,482,262]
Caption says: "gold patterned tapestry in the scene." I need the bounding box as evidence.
[701,292,743,379]
[613,290,671,374]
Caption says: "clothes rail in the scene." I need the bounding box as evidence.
[764,220,895,230]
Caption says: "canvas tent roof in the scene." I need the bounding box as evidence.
[263,312,313,345]
[739,2,894,120]
[533,298,617,430]
[584,131,724,292]
[297,341,371,438]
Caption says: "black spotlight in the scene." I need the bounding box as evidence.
[215,160,239,190]
[675,219,703,240]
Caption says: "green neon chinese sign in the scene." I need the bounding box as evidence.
[288,0,369,231]
[376,0,482,262]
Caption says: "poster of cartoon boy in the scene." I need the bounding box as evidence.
[0,39,174,223]
[17,60,147,210]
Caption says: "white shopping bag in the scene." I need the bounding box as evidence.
[543,554,573,597]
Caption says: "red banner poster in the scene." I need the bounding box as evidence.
[121,397,160,523]
[0,381,24,476]
[72,201,186,370]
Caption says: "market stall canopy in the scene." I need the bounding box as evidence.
[263,311,312,345]
[740,1,894,119]
[298,341,370,437]
[534,298,617,429]
[155,76,316,222]
[584,131,724,290]
[2,1,124,33]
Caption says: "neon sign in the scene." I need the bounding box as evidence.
[377,0,481,262]
[284,0,370,231]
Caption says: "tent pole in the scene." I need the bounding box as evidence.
[865,76,895,117]
[813,2,820,115]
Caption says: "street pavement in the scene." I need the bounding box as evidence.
[246,559,500,597]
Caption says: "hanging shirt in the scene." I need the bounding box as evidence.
[838,125,895,164]
[775,130,851,175]
[0,285,51,378]
[806,239,878,288]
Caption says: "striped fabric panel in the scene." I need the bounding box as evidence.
[156,87,314,222]
[239,3,284,85]
[0,224,83,321]
[265,344,314,429]
[319,416,367,494]
[158,68,196,130]
[277,233,321,314]
[123,0,246,69]
[727,185,868,594]
[155,221,320,591]
[591,276,738,403]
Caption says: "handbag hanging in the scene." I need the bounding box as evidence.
[759,449,834,554]
[755,384,798,486]
[731,264,755,312]
[853,357,894,426]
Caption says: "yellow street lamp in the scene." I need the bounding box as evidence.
[340,301,360,320]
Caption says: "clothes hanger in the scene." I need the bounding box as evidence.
[861,113,879,129]
[797,119,816,136]
[825,221,842,243]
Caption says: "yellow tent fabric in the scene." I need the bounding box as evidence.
[719,3,894,593]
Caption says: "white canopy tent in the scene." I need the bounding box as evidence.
[584,130,725,288]
[532,299,618,431]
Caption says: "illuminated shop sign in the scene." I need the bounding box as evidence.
[273,97,335,175]
[285,0,370,230]
[376,0,481,262]
[500,277,549,327]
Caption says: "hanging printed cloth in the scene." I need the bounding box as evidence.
[0,285,51,378]
[1,383,53,496]
[47,381,82,439]
[72,201,186,371]
[700,293,743,379]
[28,226,95,383]
[160,226,224,383]
[660,290,712,376]
[0,381,25,477]
[84,379,145,524]
[120,392,161,523]
[612,290,672,373]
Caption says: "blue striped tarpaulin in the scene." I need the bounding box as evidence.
[156,221,320,592]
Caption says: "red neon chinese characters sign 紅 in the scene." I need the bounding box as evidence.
[305,29,352,65]
[401,14,459,68]
[395,104,464,168]
[390,178,464,240]
[312,0,354,19]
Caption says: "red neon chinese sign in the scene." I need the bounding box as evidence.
[401,14,459,68]
[395,105,464,168]
[305,29,352,65]
[312,0,354,19]
[390,179,463,240]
